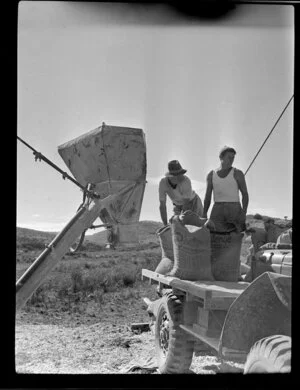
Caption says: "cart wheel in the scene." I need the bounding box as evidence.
[69,230,87,254]
[244,335,291,373]
[155,292,194,373]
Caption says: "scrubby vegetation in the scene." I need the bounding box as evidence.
[17,226,162,317]
[17,217,291,319]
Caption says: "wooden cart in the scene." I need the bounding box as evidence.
[141,268,291,374]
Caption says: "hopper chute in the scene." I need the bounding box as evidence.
[58,123,147,245]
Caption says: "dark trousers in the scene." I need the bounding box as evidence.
[210,202,246,233]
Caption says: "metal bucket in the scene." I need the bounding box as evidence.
[58,124,147,244]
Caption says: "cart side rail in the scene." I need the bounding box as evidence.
[142,268,249,310]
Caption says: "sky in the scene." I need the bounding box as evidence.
[17,2,294,233]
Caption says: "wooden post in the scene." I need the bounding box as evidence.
[16,182,136,311]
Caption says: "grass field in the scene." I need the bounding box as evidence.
[16,217,291,320]
[15,216,291,375]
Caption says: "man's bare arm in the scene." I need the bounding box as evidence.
[234,169,249,213]
[202,171,213,218]
[159,201,168,226]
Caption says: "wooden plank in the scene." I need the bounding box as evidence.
[130,323,151,333]
[171,279,208,300]
[196,308,209,328]
[142,269,249,297]
[142,270,248,312]
[171,279,249,300]
[186,292,203,304]
[141,269,178,286]
[181,325,247,362]
[204,290,212,309]
[180,325,220,352]
[205,297,236,310]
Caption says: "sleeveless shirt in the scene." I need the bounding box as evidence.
[212,168,239,202]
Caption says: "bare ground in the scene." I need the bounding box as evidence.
[15,282,244,375]
[15,321,244,374]
[15,223,252,375]
[15,218,291,375]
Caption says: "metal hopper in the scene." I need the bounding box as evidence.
[57,123,147,245]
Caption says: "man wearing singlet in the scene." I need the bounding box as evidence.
[202,146,249,233]
[159,160,203,226]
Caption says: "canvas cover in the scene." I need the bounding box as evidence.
[58,124,147,243]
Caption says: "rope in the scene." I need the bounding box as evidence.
[17,136,100,199]
[245,95,294,176]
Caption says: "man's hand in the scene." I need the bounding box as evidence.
[178,210,194,223]
[179,210,204,226]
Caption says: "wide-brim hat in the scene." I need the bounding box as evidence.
[165,160,187,177]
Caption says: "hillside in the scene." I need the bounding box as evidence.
[17,215,291,249]
[246,215,292,228]
[17,227,57,250]
[17,220,164,250]
[85,220,163,245]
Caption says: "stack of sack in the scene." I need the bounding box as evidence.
[154,225,174,275]
[210,231,243,282]
[155,211,243,282]
[155,213,213,281]
[168,216,214,281]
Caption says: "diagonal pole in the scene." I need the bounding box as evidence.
[17,135,99,198]
[245,95,294,176]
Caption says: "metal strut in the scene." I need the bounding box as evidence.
[17,135,100,199]
[16,181,138,310]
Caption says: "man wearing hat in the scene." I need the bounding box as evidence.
[264,217,282,243]
[159,160,203,226]
[242,219,290,281]
[243,219,283,266]
[244,224,267,264]
[202,146,249,233]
